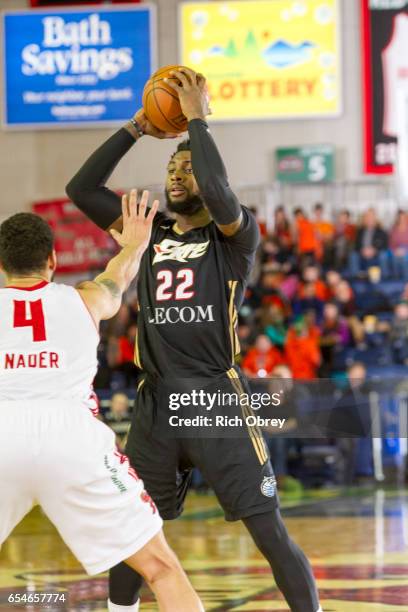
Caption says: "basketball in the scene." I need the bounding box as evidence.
[142,65,190,134]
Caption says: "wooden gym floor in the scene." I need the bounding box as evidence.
[1,489,407,611]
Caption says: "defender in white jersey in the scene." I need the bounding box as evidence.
[0,191,204,612]
[0,281,99,402]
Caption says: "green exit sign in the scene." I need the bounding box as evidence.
[276,145,335,183]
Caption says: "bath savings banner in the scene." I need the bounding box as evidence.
[2,5,156,128]
[179,0,341,121]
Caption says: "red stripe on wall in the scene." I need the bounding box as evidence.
[361,0,393,174]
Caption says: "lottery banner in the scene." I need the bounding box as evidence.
[179,0,341,121]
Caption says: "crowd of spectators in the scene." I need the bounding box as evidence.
[97,203,408,489]
[239,203,408,381]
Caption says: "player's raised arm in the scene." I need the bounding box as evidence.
[166,68,254,239]
[77,190,158,324]
[65,111,176,232]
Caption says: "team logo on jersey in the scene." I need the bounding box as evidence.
[153,239,209,264]
[260,476,276,498]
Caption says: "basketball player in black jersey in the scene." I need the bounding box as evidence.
[67,68,322,612]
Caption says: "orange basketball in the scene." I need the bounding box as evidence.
[142,65,190,134]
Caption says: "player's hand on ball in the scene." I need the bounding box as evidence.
[110,189,159,252]
[133,109,178,139]
[165,68,211,122]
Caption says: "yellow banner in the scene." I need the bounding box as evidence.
[179,0,340,121]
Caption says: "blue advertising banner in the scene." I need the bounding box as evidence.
[2,5,156,128]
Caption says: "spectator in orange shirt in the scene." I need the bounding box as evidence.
[312,203,334,266]
[241,334,284,378]
[298,264,330,302]
[294,208,321,263]
[312,203,334,242]
[285,317,321,380]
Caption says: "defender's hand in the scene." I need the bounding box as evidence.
[134,109,178,139]
[165,68,211,122]
[110,189,159,252]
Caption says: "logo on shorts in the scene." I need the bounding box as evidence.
[260,476,276,498]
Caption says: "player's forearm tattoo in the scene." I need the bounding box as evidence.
[97,279,121,298]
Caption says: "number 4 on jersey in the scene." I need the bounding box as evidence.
[13,300,46,342]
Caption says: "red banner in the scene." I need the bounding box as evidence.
[361,0,406,174]
[32,198,116,274]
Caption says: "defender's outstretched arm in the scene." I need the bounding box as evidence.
[77,189,158,324]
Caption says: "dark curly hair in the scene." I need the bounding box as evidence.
[170,139,191,159]
[0,213,54,275]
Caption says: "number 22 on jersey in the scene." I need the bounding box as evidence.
[156,269,195,301]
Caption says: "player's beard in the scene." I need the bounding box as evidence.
[165,189,205,216]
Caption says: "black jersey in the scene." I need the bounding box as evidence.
[65,125,259,380]
[135,207,259,379]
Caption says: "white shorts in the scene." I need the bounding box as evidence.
[0,401,163,575]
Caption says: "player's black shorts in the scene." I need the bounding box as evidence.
[125,367,279,521]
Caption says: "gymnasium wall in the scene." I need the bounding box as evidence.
[0,0,363,218]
